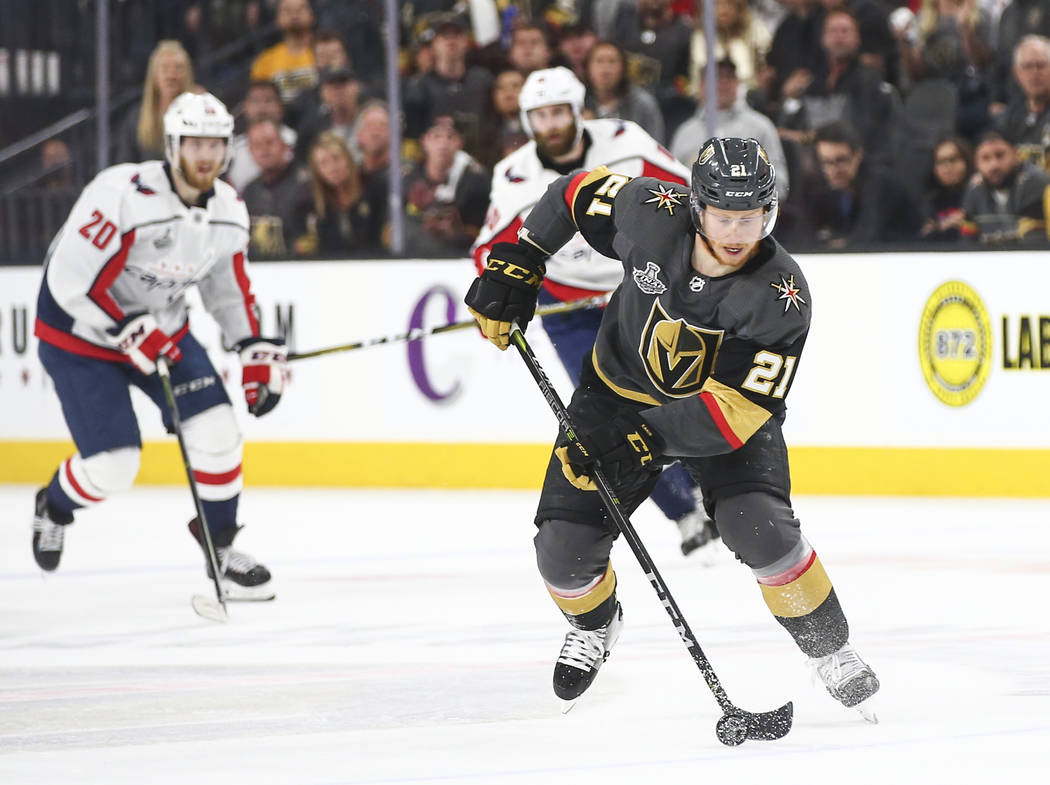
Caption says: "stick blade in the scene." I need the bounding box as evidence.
[745,701,793,741]
[191,594,228,623]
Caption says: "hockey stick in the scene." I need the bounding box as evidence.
[508,324,793,747]
[157,358,228,623]
[287,293,608,361]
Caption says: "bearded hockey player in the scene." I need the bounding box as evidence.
[472,66,717,556]
[465,137,880,718]
[32,91,286,600]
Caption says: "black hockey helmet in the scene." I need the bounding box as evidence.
[690,137,779,238]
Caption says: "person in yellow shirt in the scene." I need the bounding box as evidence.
[250,0,318,105]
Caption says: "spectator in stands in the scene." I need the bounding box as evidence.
[39,139,74,191]
[819,0,898,84]
[558,22,598,82]
[507,22,556,74]
[242,119,310,259]
[180,0,271,58]
[476,68,529,168]
[285,28,353,128]
[402,116,491,256]
[227,81,298,193]
[356,100,392,184]
[920,135,974,241]
[314,0,385,90]
[631,0,695,136]
[777,8,899,167]
[298,131,387,255]
[590,0,643,42]
[402,14,494,158]
[894,0,994,136]
[670,58,790,199]
[250,0,318,105]
[688,0,773,93]
[997,35,1050,169]
[989,0,1050,110]
[583,40,667,142]
[760,0,824,118]
[798,121,923,248]
[961,128,1050,243]
[116,40,194,163]
[295,66,363,162]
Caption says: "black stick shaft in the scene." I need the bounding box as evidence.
[509,325,737,715]
[288,294,608,362]
[157,358,226,612]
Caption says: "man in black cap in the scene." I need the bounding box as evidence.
[295,65,363,162]
[403,13,493,157]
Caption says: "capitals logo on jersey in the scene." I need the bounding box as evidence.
[639,300,724,397]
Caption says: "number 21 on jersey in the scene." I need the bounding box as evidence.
[742,350,798,398]
[586,174,630,216]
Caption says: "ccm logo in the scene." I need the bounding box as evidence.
[725,191,754,197]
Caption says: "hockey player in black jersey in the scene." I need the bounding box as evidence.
[465,137,880,719]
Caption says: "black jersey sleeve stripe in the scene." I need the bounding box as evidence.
[566,166,626,259]
[564,167,610,224]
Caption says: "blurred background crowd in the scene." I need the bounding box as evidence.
[5,0,1050,263]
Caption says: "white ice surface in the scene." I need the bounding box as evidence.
[1,487,1048,784]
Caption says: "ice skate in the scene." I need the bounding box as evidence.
[553,603,623,711]
[32,488,73,572]
[188,518,274,601]
[810,642,880,722]
[676,509,719,556]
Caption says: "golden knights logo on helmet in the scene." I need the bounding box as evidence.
[639,300,724,397]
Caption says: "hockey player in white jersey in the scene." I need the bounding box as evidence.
[32,91,286,600]
[471,67,717,555]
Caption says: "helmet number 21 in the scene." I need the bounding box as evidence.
[742,350,797,398]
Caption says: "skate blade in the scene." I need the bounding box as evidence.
[221,582,276,602]
[191,594,228,623]
[558,697,578,715]
[854,698,878,724]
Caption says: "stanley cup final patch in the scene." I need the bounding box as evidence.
[632,261,667,295]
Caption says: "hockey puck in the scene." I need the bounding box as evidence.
[715,714,748,746]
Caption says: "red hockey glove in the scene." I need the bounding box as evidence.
[464,241,546,350]
[236,337,287,417]
[556,411,665,493]
[106,312,183,375]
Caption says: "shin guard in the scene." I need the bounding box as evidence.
[755,541,849,658]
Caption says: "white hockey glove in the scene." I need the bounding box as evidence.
[236,337,287,417]
[105,312,183,375]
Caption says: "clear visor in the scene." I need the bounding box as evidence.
[698,203,778,242]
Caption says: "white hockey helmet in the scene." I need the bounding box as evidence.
[163,91,235,174]
[518,66,586,144]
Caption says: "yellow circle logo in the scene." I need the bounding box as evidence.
[918,281,992,406]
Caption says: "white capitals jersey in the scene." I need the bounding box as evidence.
[36,160,261,362]
[471,118,690,298]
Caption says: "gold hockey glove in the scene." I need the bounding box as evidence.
[464,241,546,350]
[557,411,665,493]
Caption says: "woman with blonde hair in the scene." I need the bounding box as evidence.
[688,0,771,92]
[296,132,387,256]
[117,40,195,163]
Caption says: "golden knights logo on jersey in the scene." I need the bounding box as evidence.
[639,300,723,397]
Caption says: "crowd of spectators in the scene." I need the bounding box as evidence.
[12,0,1050,260]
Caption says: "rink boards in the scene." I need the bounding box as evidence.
[1,252,1048,496]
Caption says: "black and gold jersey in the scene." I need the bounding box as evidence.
[522,166,811,458]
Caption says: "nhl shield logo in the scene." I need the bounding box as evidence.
[632,261,667,295]
[639,300,724,397]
